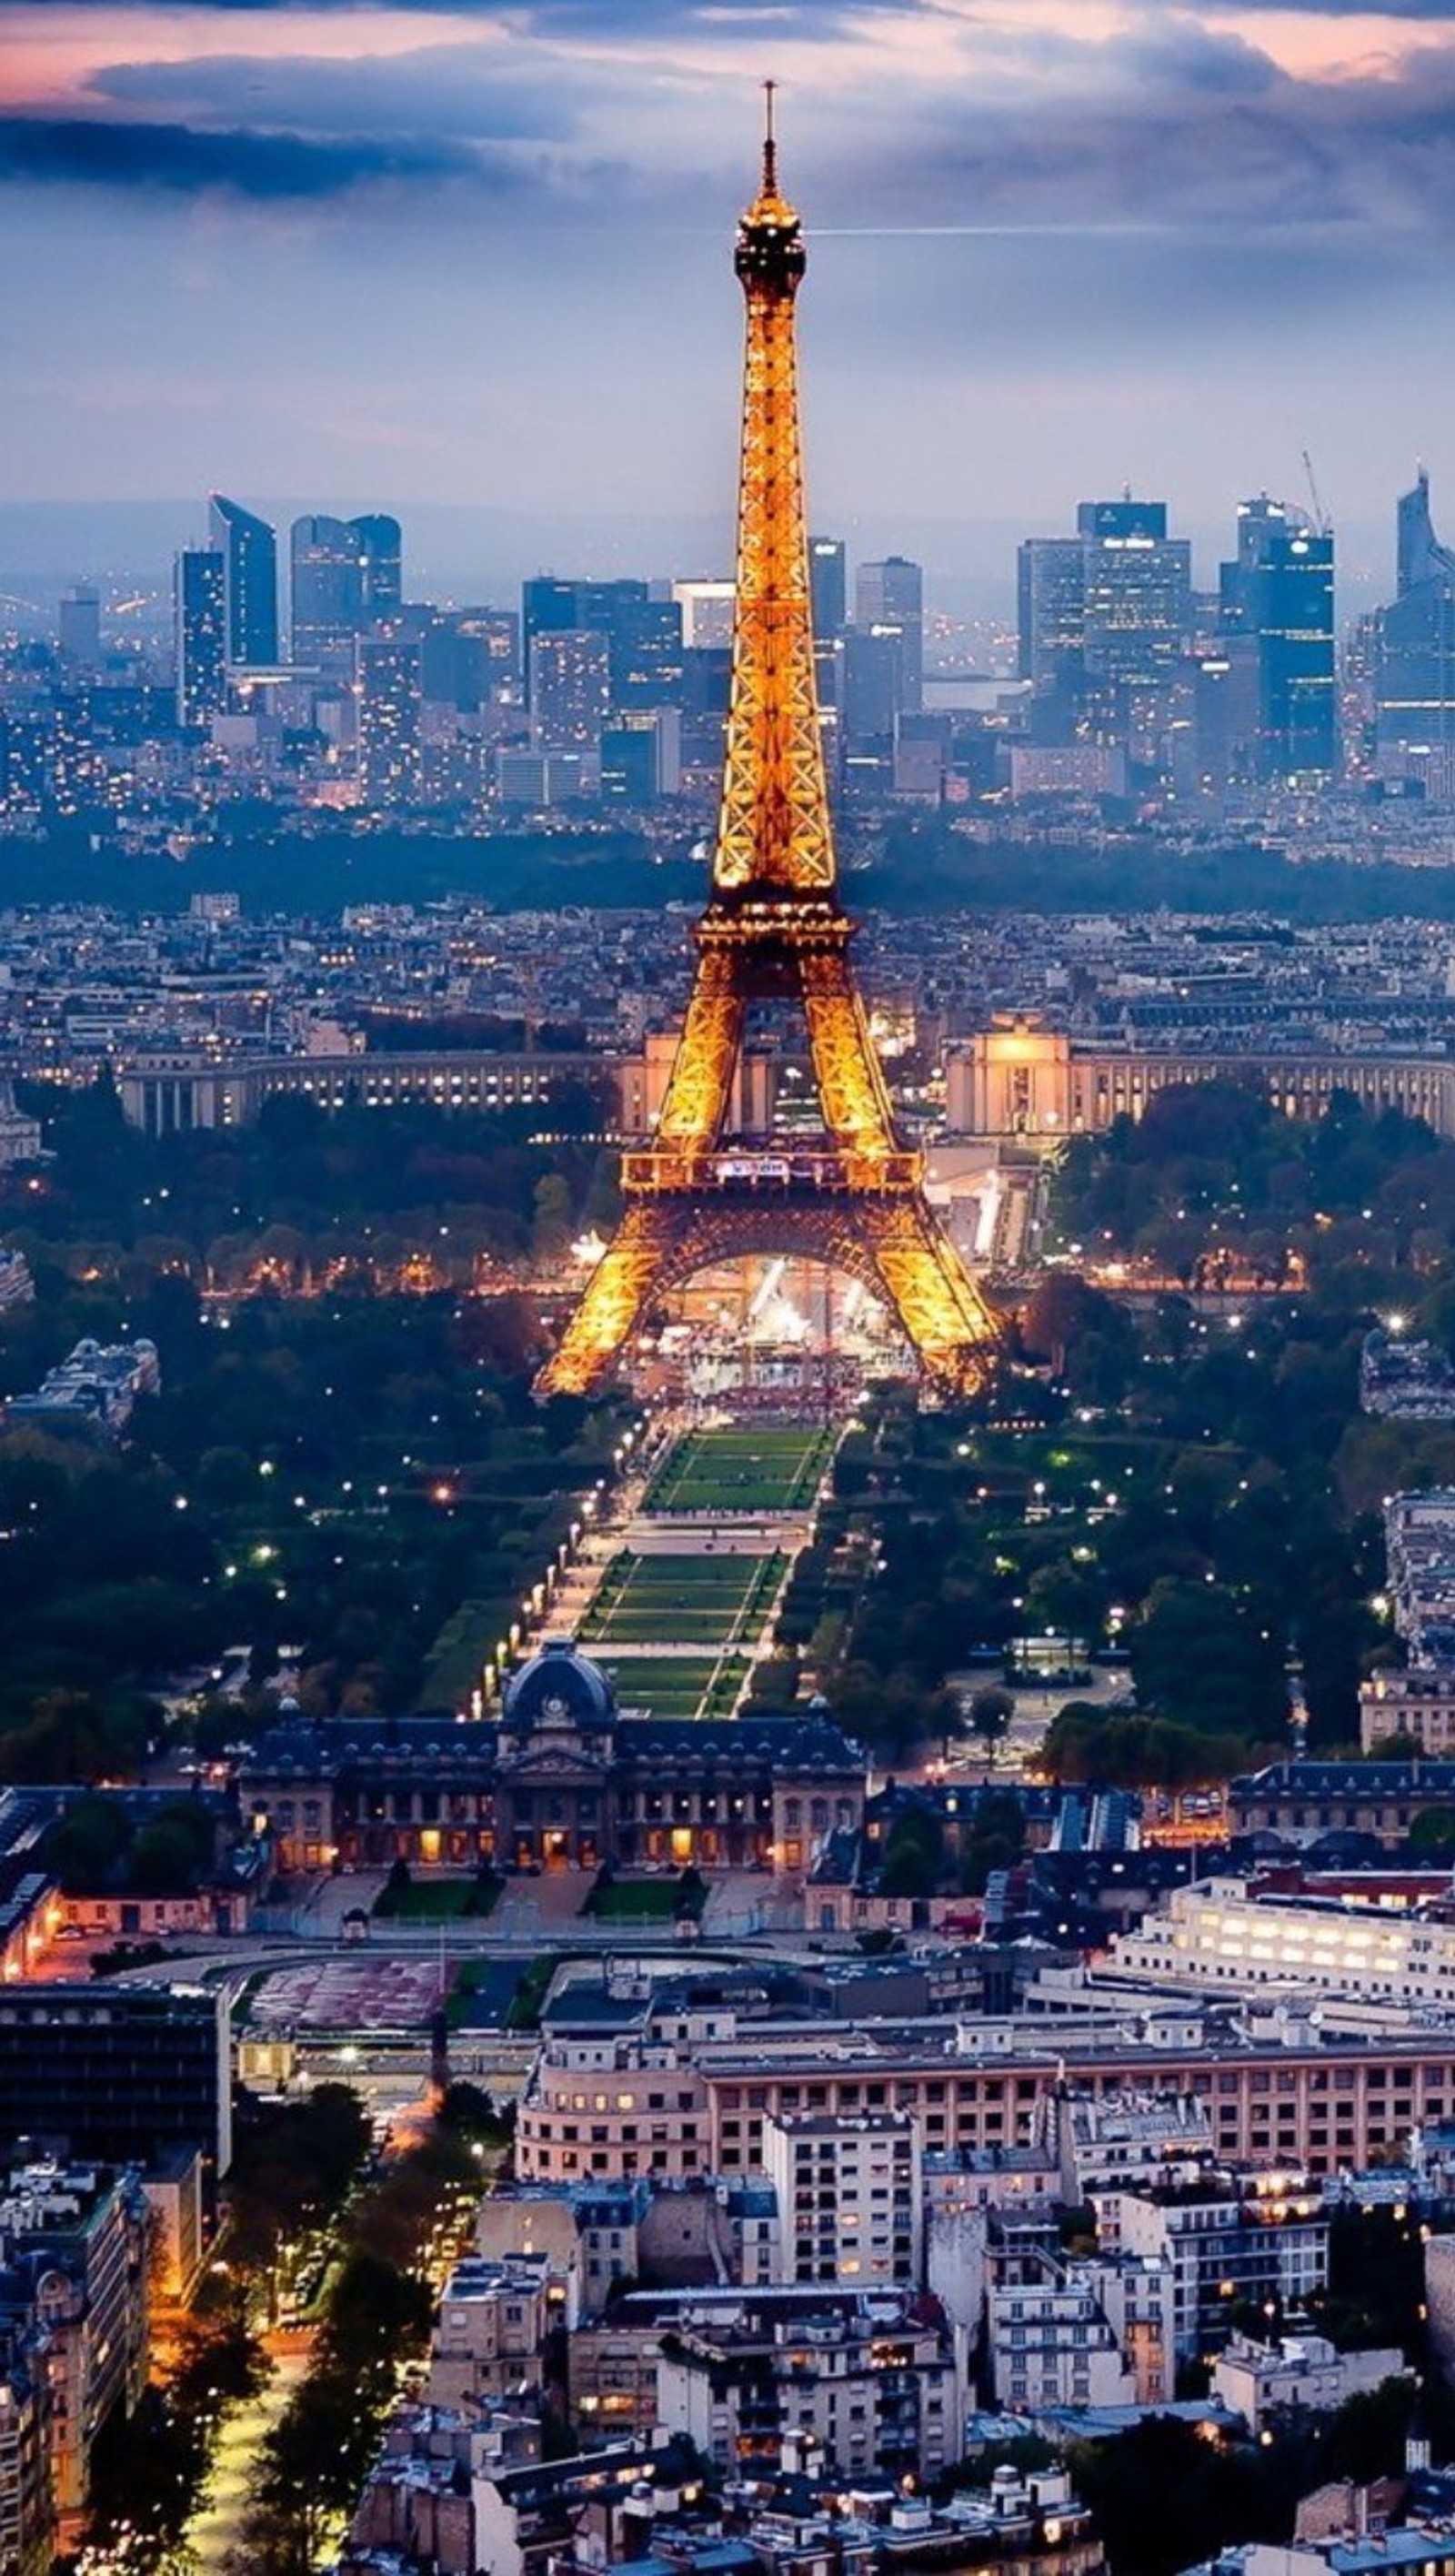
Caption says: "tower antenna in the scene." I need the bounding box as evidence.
[763,79,778,190]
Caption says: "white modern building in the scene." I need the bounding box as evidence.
[1108,1881,1455,2013]
[760,2109,923,2287]
[1210,2330,1409,2433]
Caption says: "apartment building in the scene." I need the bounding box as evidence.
[984,2240,1178,2412]
[1210,2330,1409,2432]
[694,2018,1455,2180]
[0,2159,151,2551]
[1360,1667,1455,1756]
[1099,2170,1328,2360]
[428,2256,561,2410]
[652,2286,961,2480]
[760,2111,923,2287]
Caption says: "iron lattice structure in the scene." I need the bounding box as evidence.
[538,109,999,1399]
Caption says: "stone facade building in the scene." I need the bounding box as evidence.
[242,1639,867,1878]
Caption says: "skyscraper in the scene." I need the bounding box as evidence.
[1077,500,1191,688]
[608,597,686,710]
[1220,496,1336,782]
[352,514,403,619]
[519,579,680,719]
[1398,468,1455,597]
[1378,471,1455,774]
[356,624,423,805]
[208,495,278,669]
[58,586,101,671]
[809,538,847,641]
[290,516,361,667]
[1018,536,1086,741]
[175,547,226,728]
[530,629,611,766]
[855,556,923,710]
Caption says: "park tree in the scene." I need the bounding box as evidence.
[968,1685,1013,1761]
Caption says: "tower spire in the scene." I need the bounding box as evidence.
[762,78,777,193]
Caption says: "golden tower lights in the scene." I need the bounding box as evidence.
[537,97,998,1399]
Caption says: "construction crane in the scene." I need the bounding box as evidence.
[1301,449,1330,537]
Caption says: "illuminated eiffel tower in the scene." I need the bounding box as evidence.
[538,98,998,1398]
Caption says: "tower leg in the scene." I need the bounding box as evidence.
[537,1202,676,1398]
[858,1198,999,1394]
[798,947,900,1160]
[657,949,747,1147]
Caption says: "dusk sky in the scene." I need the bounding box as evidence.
[5,0,1455,599]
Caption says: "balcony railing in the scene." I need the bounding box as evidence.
[621,1147,922,1197]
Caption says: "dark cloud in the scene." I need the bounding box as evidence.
[0,0,922,17]
[0,114,487,196]
[806,28,1455,240]
[93,45,577,144]
[1199,0,1455,15]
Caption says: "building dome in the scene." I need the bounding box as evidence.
[503,1635,616,1733]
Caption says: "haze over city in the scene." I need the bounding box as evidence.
[6,0,1455,593]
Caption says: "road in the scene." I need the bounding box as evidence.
[178,2329,314,2574]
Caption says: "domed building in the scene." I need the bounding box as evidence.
[496,1637,618,1873]
[502,1637,616,1738]
[241,1636,868,1881]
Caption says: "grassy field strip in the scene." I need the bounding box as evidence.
[644,1424,837,1516]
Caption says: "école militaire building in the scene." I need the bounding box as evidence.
[241,1638,867,1880]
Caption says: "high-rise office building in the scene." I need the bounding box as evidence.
[290,515,361,667]
[0,1984,231,2175]
[855,556,923,710]
[671,579,737,651]
[522,577,583,659]
[422,608,519,711]
[1018,538,1085,692]
[353,513,403,619]
[1077,500,1191,688]
[530,629,611,763]
[519,579,680,719]
[356,624,424,805]
[1018,536,1087,742]
[208,494,278,669]
[843,627,903,742]
[58,586,101,671]
[601,709,682,803]
[608,597,686,710]
[175,547,226,727]
[1220,495,1336,782]
[809,537,847,641]
[1378,470,1455,772]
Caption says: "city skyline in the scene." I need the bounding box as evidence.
[5,2,1455,587]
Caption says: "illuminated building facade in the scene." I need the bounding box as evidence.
[290,514,362,667]
[1220,495,1337,782]
[174,547,226,729]
[356,623,424,806]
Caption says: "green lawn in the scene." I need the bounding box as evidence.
[581,1550,785,1648]
[601,1654,749,1719]
[586,1877,706,1922]
[417,1597,504,1710]
[644,1425,837,1515]
[373,1876,500,1921]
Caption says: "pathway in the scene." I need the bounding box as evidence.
[179,2330,313,2573]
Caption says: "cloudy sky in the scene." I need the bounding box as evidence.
[3,0,1454,597]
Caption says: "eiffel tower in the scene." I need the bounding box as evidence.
[538,99,998,1399]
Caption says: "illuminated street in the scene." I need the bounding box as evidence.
[178,2330,313,2574]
